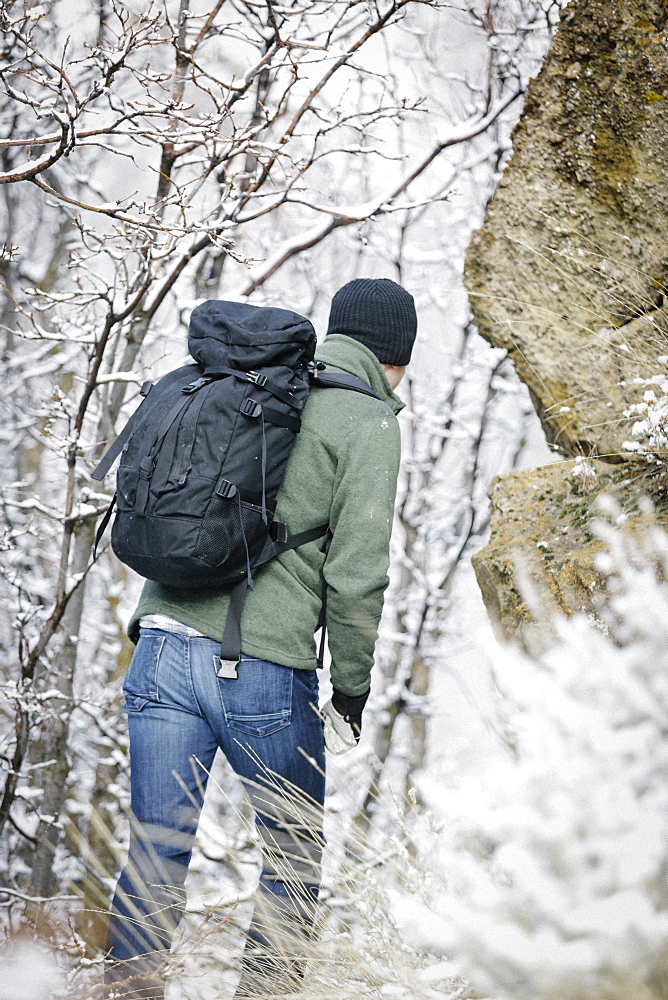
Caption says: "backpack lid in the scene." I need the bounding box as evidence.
[188,300,317,371]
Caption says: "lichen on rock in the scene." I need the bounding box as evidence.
[472,459,668,641]
[466,0,668,635]
[466,0,668,461]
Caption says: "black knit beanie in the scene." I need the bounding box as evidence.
[326,278,417,366]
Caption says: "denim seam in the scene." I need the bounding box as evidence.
[183,636,203,718]
[226,711,291,721]
[148,634,164,702]
[153,632,174,703]
[123,633,165,706]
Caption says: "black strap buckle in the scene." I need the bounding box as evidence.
[241,398,262,418]
[247,371,267,386]
[216,479,238,499]
[270,521,288,544]
[139,457,154,479]
[182,376,212,394]
[140,380,153,397]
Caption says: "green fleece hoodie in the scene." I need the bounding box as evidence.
[128,334,404,696]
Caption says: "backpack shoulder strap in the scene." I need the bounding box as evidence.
[218,522,330,673]
[309,371,381,400]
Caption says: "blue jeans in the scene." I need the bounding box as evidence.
[106,625,326,997]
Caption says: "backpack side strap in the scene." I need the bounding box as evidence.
[276,522,329,555]
[92,493,116,560]
[90,381,153,482]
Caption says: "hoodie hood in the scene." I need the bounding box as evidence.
[189,300,316,371]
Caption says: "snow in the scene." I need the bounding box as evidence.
[0,941,64,1000]
[95,371,143,385]
[623,374,668,460]
[392,517,668,999]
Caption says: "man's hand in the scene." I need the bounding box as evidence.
[321,688,369,754]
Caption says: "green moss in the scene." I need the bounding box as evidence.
[646,90,664,103]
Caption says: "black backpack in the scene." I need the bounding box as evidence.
[91,300,379,673]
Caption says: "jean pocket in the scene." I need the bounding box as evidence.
[124,692,150,713]
[216,657,292,737]
[123,632,165,704]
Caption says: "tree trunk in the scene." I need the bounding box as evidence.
[27,520,95,912]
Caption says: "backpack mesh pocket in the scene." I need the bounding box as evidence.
[193,493,268,569]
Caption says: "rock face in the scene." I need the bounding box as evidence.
[466,0,668,636]
[466,0,668,460]
[472,458,668,641]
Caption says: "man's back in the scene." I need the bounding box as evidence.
[130,333,404,697]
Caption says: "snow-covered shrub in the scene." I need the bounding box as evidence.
[0,939,64,1000]
[623,373,668,462]
[394,505,668,1000]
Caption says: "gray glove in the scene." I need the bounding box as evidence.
[321,688,369,755]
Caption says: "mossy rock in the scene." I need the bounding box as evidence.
[465,0,668,460]
[472,458,668,640]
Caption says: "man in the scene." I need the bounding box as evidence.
[106,277,417,998]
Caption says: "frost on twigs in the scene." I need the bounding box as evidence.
[568,455,598,494]
[623,375,668,463]
[394,512,668,1000]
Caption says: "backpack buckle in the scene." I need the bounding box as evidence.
[246,371,267,386]
[182,376,212,394]
[139,457,155,479]
[217,658,239,679]
[270,521,288,545]
[216,479,238,499]
[241,398,262,418]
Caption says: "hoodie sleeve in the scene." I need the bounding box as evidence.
[323,406,401,697]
